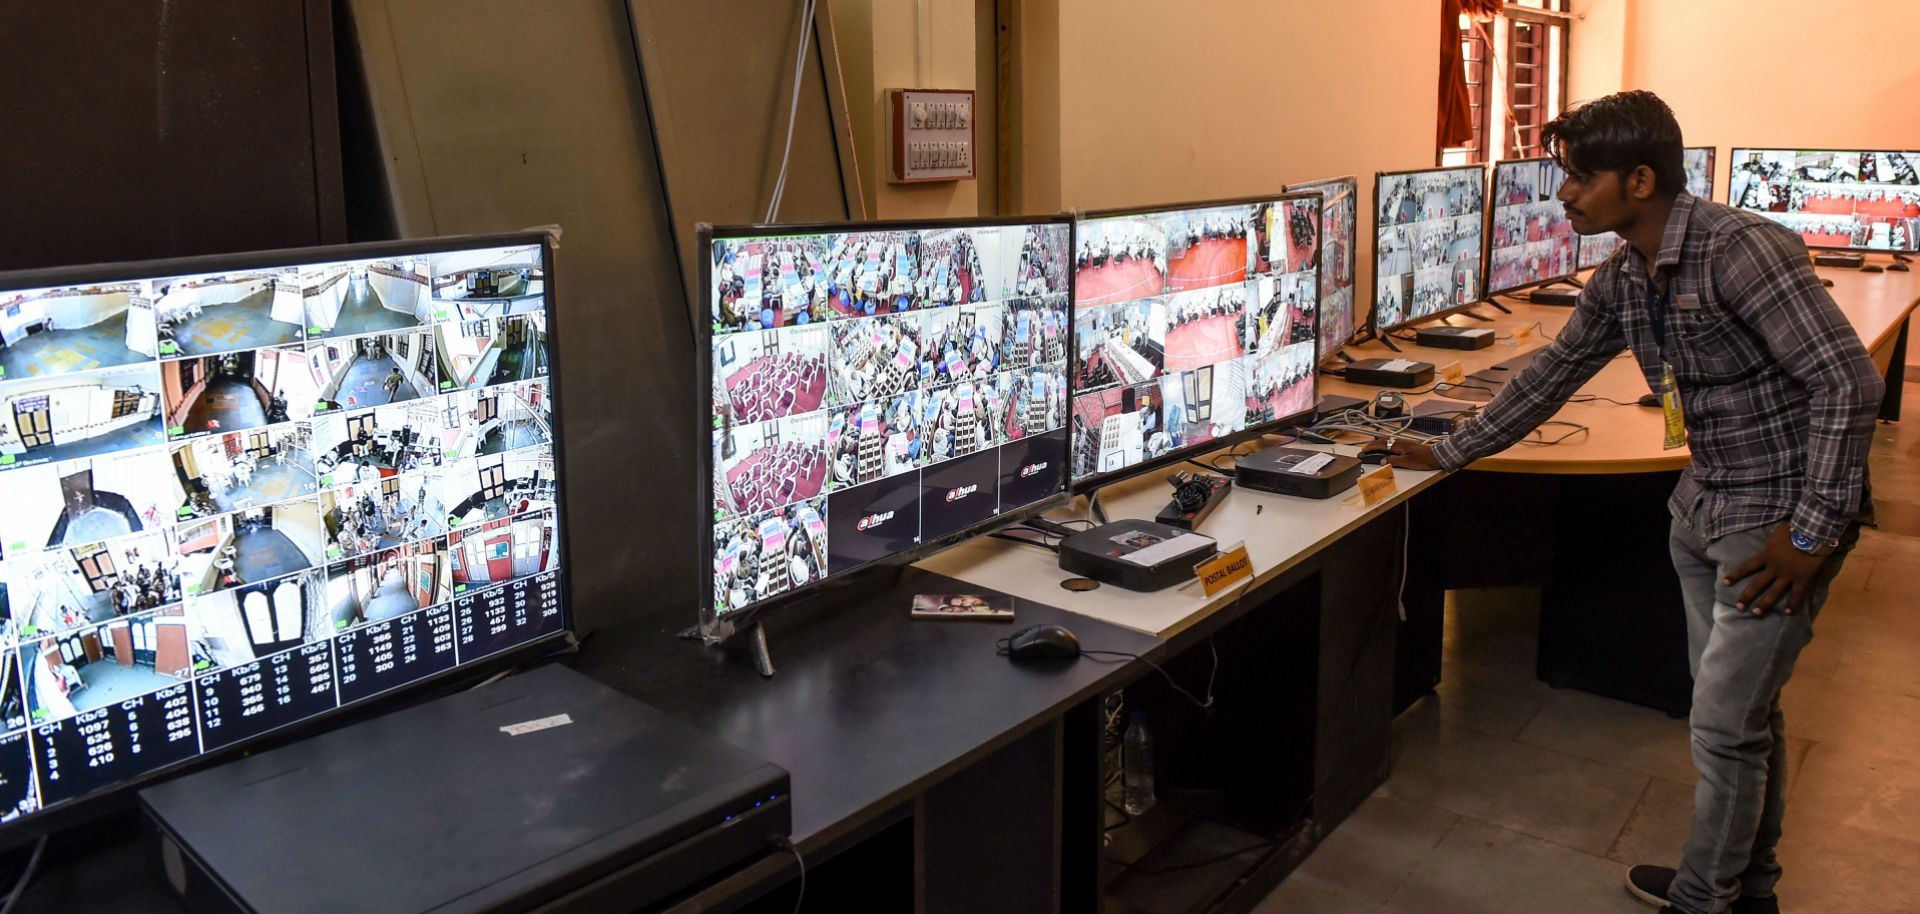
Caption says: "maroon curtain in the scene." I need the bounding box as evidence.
[1438,0,1503,151]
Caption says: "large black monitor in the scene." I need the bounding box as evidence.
[0,233,570,835]
[1487,157,1579,296]
[701,217,1073,625]
[1372,165,1487,332]
[1287,177,1359,364]
[1068,194,1320,489]
[1579,145,1717,269]
[1729,148,1920,252]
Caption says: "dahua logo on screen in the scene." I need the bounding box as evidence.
[1019,461,1049,478]
[857,510,897,532]
[945,484,978,503]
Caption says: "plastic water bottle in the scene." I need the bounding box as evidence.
[1122,711,1157,816]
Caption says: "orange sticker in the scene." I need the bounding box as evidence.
[1439,361,1465,386]
[1193,541,1254,597]
[1357,464,1398,507]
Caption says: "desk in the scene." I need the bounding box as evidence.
[1324,265,1920,715]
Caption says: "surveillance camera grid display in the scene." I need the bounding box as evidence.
[708,221,1072,617]
[1578,147,1716,271]
[1730,148,1920,253]
[1488,159,1579,295]
[1288,177,1359,360]
[1373,166,1486,330]
[0,239,565,823]
[1070,197,1321,482]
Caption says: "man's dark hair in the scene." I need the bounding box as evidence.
[1541,89,1686,197]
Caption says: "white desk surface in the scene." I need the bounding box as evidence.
[916,263,1917,640]
[917,442,1441,639]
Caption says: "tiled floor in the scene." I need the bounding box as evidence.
[1257,380,1920,914]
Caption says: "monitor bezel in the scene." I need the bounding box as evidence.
[1725,146,1920,253]
[1483,156,1581,297]
[0,230,576,846]
[696,214,1078,634]
[1065,191,1322,496]
[1285,175,1363,368]
[1371,164,1490,335]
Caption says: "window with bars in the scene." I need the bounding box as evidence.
[1442,2,1570,166]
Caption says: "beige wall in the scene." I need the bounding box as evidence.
[834,0,981,220]
[1572,0,1920,368]
[1000,0,1438,316]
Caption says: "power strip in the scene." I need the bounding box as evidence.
[1156,473,1233,530]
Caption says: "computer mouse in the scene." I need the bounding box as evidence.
[1860,264,1885,273]
[1820,278,1835,288]
[1005,623,1081,661]
[1638,393,1662,408]
[1890,262,1911,272]
[1359,450,1390,466]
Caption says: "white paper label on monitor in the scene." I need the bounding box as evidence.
[1379,359,1419,372]
[1287,453,1335,475]
[1119,532,1217,567]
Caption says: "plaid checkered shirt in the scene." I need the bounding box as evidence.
[1431,193,1882,544]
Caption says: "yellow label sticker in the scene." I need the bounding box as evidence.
[1357,464,1398,507]
[1439,361,1465,386]
[1194,541,1254,597]
[1661,362,1687,450]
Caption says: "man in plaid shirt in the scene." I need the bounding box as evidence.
[1376,92,1882,914]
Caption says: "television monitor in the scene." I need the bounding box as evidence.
[1069,194,1321,489]
[701,217,1073,624]
[1729,148,1920,252]
[1287,177,1359,363]
[1685,146,1717,201]
[0,233,570,835]
[1580,145,1717,270]
[1487,157,1579,295]
[1372,165,1487,332]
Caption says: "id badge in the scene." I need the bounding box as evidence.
[1660,362,1687,450]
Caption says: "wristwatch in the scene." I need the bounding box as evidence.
[1789,529,1840,557]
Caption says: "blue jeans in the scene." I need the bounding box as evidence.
[1665,518,1857,914]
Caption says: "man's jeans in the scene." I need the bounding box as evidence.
[1665,518,1857,914]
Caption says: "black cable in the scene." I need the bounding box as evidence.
[1520,421,1591,445]
[990,529,1067,549]
[0,836,47,914]
[771,836,805,914]
[1083,635,1220,711]
[1568,394,1642,407]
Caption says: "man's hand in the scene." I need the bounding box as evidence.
[1360,438,1444,471]
[1724,522,1828,615]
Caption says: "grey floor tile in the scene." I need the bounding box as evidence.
[1377,817,1644,914]
[1382,706,1650,856]
[1429,665,1550,740]
[1774,811,1920,914]
[1515,688,1696,784]
[1280,791,1458,906]
[1251,872,1386,914]
[1605,776,1694,867]
[1788,739,1920,844]
[1780,673,1920,753]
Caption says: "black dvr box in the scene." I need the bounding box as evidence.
[1234,446,1363,500]
[1528,287,1580,306]
[1813,251,1865,268]
[1058,519,1218,591]
[1343,357,1434,388]
[1414,326,1495,350]
[142,664,790,914]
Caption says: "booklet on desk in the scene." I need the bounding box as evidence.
[141,664,791,914]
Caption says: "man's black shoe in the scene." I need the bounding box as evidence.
[1627,864,1781,913]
